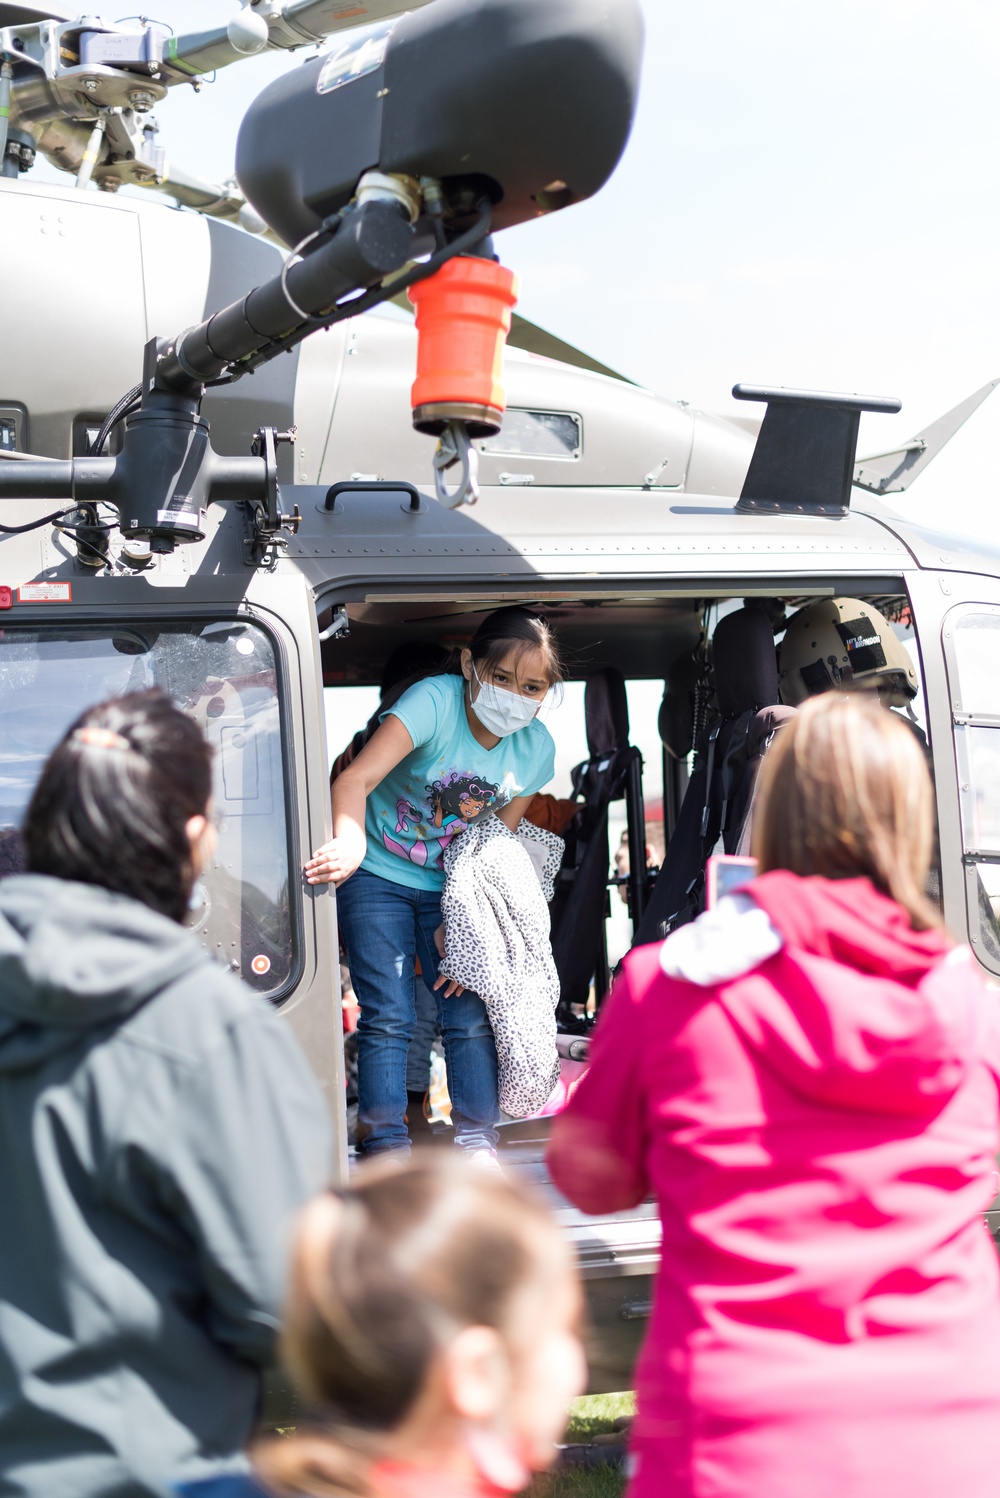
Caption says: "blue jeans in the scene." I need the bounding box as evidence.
[336,867,499,1155]
[407,978,439,1094]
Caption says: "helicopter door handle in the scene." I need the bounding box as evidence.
[323,480,425,514]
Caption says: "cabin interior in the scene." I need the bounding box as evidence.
[320,584,923,1151]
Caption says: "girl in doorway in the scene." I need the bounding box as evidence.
[306,607,562,1160]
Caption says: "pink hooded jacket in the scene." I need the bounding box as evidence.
[548,873,1000,1498]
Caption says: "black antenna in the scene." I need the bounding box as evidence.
[733,385,901,516]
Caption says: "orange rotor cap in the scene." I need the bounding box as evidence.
[408,256,520,437]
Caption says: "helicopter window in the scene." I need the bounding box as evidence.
[943,607,1000,969]
[955,726,1000,854]
[0,406,26,454]
[481,410,582,460]
[950,610,1000,720]
[0,620,298,1002]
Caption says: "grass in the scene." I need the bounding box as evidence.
[519,1392,635,1498]
[563,1391,635,1444]
[526,1464,626,1498]
[271,1390,635,1498]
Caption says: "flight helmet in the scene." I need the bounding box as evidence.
[778,597,918,707]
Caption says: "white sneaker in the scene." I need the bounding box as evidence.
[462,1147,504,1177]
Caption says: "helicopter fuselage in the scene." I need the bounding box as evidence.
[2,168,999,1398]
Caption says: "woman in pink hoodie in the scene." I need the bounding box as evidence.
[548,692,1000,1498]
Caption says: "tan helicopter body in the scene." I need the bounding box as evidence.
[1,0,1000,1402]
[0,174,756,501]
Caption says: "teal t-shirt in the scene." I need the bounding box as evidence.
[360,674,556,891]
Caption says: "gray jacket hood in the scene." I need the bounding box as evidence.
[0,874,207,1072]
[0,874,333,1496]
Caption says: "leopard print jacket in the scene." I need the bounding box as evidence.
[439,815,562,1117]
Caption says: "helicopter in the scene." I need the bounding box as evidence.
[0,0,445,216]
[3,0,1000,1402]
[0,0,992,511]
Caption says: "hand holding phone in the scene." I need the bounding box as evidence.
[706,854,758,909]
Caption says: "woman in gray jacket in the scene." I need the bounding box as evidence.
[0,690,332,1498]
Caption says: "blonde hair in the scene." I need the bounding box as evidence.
[255,1154,567,1496]
[752,692,940,931]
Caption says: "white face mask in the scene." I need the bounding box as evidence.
[470,664,541,737]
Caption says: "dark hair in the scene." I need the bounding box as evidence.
[329,644,456,786]
[379,641,451,698]
[361,642,453,745]
[429,772,498,819]
[467,606,563,685]
[256,1154,566,1497]
[24,690,213,924]
[367,613,561,751]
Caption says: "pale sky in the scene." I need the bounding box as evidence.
[69,0,993,876]
[36,1,1000,535]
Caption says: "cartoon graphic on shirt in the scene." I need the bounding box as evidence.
[394,797,422,835]
[381,795,428,865]
[428,772,499,829]
[381,769,505,869]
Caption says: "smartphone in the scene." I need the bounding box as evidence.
[705,854,758,909]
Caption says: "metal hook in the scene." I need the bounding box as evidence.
[432,420,480,508]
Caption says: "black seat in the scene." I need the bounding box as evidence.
[633,603,786,946]
[550,668,647,1020]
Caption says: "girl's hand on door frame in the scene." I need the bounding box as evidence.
[304,827,366,885]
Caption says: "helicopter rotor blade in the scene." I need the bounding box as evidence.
[136,164,243,222]
[263,0,429,47]
[163,1,435,83]
[0,3,75,20]
[387,289,634,385]
[131,162,281,239]
[507,313,635,384]
[161,27,248,80]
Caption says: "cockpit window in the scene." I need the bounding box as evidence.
[0,620,297,999]
[944,606,1000,967]
[955,726,1000,856]
[481,409,582,460]
[949,611,1000,719]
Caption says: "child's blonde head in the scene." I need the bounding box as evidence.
[258,1154,584,1495]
